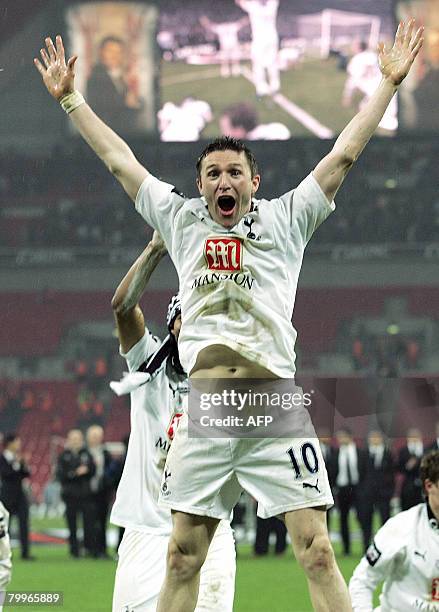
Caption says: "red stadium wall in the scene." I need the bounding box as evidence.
[2,286,439,356]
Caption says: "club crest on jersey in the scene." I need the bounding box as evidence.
[205,237,242,272]
[432,578,439,601]
[161,469,172,497]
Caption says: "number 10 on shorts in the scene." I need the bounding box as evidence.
[287,442,319,479]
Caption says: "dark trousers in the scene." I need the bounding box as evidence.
[91,492,109,555]
[400,481,423,511]
[358,494,391,553]
[4,495,30,558]
[63,496,96,556]
[254,517,287,555]
[337,485,357,555]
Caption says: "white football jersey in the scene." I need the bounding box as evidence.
[349,503,439,611]
[135,172,334,377]
[0,501,12,588]
[110,332,188,533]
[239,0,279,45]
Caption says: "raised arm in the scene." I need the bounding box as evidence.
[313,20,423,203]
[111,231,167,353]
[34,35,148,202]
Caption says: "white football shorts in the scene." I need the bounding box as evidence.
[112,520,235,612]
[159,413,333,519]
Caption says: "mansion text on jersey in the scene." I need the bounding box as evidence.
[191,271,255,290]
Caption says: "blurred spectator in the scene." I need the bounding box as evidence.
[92,356,108,395]
[86,425,113,559]
[56,429,96,558]
[86,37,142,133]
[317,429,336,532]
[108,434,129,551]
[427,421,439,452]
[42,479,62,518]
[333,428,365,556]
[406,339,420,370]
[356,430,395,553]
[352,338,367,371]
[254,515,287,556]
[0,433,33,560]
[398,428,424,511]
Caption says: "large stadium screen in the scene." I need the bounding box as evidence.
[66,2,158,135]
[397,0,439,132]
[157,0,395,141]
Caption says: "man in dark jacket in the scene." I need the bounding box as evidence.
[333,428,366,556]
[86,36,142,133]
[398,427,424,510]
[356,429,395,553]
[56,429,96,558]
[86,425,113,558]
[0,433,32,559]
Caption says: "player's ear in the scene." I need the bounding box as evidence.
[251,174,260,195]
[196,177,203,194]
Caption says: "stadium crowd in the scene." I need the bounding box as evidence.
[1,137,438,248]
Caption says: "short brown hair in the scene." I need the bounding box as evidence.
[420,450,439,486]
[196,136,259,179]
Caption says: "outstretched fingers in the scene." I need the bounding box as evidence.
[410,35,424,61]
[409,26,424,51]
[45,37,57,62]
[403,19,416,48]
[39,47,50,68]
[33,57,46,76]
[67,56,78,72]
[55,35,66,65]
[395,21,404,47]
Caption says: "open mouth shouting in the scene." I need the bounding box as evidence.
[217,195,237,218]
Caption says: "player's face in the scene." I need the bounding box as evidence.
[197,150,260,229]
[425,478,439,517]
[100,41,124,70]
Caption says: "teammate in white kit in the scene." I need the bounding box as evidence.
[35,20,423,612]
[110,234,235,611]
[342,42,397,132]
[235,0,280,96]
[0,501,12,611]
[200,16,248,77]
[349,450,439,612]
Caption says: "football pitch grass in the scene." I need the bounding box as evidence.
[6,532,379,611]
[160,57,356,139]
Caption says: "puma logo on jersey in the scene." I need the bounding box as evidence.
[302,479,320,493]
[414,550,427,561]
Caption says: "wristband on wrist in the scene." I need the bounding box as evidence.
[59,90,85,114]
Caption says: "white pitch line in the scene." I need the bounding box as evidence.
[273,93,334,138]
[240,65,334,138]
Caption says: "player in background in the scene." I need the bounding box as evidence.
[34,20,423,612]
[349,450,439,611]
[0,502,12,612]
[109,232,235,612]
[235,0,280,96]
[199,15,248,77]
[342,41,397,132]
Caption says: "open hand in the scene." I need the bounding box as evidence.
[378,19,424,86]
[34,35,78,100]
